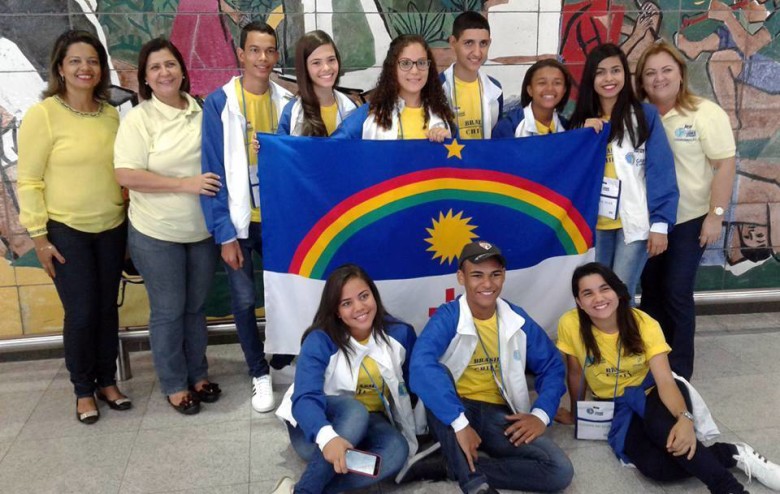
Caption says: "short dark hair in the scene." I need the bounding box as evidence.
[136,37,190,100]
[240,21,277,50]
[44,29,111,100]
[520,59,573,114]
[451,11,490,39]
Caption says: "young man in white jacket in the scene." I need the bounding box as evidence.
[410,241,573,494]
[200,21,293,413]
[440,11,503,139]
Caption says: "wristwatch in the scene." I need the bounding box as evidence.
[679,410,695,422]
[712,206,725,216]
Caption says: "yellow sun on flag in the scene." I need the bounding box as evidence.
[425,209,479,265]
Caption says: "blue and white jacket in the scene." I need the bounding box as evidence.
[439,64,503,139]
[608,103,678,243]
[200,76,292,244]
[410,295,565,431]
[332,101,450,140]
[276,320,419,458]
[492,103,568,138]
[277,90,358,136]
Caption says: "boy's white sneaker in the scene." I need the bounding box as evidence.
[252,375,275,413]
[270,476,294,494]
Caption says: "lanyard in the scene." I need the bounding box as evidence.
[452,76,484,136]
[474,315,518,414]
[359,359,396,426]
[239,77,277,159]
[579,339,622,401]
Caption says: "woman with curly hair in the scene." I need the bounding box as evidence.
[278,30,358,136]
[333,34,454,141]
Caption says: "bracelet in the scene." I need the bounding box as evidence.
[36,245,54,252]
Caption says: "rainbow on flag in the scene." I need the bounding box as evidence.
[258,130,607,354]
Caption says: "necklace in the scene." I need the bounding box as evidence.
[54,95,103,117]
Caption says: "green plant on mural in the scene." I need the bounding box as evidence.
[440,0,482,14]
[98,0,178,63]
[383,0,451,46]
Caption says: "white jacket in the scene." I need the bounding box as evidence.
[440,64,503,138]
[283,90,357,136]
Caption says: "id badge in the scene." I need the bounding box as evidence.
[599,177,621,220]
[249,164,260,209]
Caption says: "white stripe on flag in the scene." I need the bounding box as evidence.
[263,249,594,355]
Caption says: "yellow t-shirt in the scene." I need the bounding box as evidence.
[456,313,505,405]
[321,103,338,136]
[114,93,210,243]
[454,77,483,140]
[597,142,623,230]
[556,308,671,399]
[535,119,556,135]
[398,106,427,140]
[659,98,735,224]
[17,96,124,236]
[355,338,387,412]
[235,79,276,222]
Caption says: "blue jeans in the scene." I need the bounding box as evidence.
[595,228,649,302]
[287,396,408,494]
[427,398,573,493]
[224,221,292,378]
[640,215,707,380]
[47,220,127,398]
[128,224,218,395]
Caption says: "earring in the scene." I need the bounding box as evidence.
[59,74,64,82]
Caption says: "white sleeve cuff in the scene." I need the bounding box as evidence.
[531,408,551,426]
[315,426,339,451]
[650,222,668,234]
[220,237,237,245]
[450,413,469,432]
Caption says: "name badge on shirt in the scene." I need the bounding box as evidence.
[249,164,260,209]
[599,177,621,220]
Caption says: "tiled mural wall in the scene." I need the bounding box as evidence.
[1,0,778,337]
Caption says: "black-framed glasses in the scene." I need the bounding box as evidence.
[398,58,431,71]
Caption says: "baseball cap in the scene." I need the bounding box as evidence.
[458,241,506,268]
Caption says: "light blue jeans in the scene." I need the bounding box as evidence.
[595,228,649,303]
[128,224,218,395]
[287,396,408,494]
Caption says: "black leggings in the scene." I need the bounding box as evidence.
[623,381,743,494]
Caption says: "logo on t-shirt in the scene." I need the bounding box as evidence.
[674,125,697,141]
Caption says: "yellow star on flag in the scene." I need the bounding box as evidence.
[444,139,465,159]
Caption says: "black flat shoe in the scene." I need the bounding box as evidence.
[167,393,200,415]
[97,391,132,411]
[76,397,100,425]
[190,382,221,403]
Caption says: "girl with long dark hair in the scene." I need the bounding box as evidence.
[273,264,419,493]
[278,30,358,136]
[333,34,454,141]
[556,262,780,493]
[569,44,678,302]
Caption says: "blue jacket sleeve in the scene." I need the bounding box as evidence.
[642,103,679,227]
[492,107,524,138]
[409,302,464,425]
[200,92,237,244]
[291,331,336,442]
[331,104,369,139]
[510,304,566,421]
[277,98,295,136]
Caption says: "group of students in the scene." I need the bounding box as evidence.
[272,242,780,494]
[15,7,774,494]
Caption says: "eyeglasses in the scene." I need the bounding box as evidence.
[397,58,431,71]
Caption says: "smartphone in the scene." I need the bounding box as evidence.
[345,448,381,477]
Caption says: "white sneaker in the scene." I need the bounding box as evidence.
[252,374,275,413]
[734,442,780,490]
[270,476,294,494]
